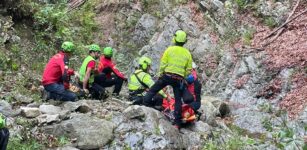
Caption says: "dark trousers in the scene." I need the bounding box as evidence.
[182,88,201,111]
[44,83,77,101]
[90,83,106,99]
[95,73,124,95]
[143,74,185,126]
[79,82,106,100]
[0,128,9,150]
[129,93,163,106]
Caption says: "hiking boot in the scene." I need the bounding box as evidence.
[41,90,50,101]
[153,105,163,111]
[112,93,121,99]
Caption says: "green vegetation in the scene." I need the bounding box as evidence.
[32,0,100,69]
[263,17,278,28]
[242,26,256,45]
[260,111,305,149]
[7,134,71,149]
[234,0,257,12]
[203,133,256,150]
[7,136,43,150]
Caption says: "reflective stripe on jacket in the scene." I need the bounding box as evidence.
[128,69,166,97]
[159,46,192,77]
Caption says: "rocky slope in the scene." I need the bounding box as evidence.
[0,0,306,149]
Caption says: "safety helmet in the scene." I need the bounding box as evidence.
[138,56,152,70]
[61,41,75,53]
[103,47,113,57]
[89,44,101,52]
[186,74,194,84]
[173,30,187,43]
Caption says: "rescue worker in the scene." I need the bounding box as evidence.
[0,113,9,150]
[143,30,193,129]
[79,44,106,99]
[42,41,77,101]
[183,63,201,112]
[128,56,167,107]
[96,47,126,96]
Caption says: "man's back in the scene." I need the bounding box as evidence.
[42,52,65,85]
[159,46,192,77]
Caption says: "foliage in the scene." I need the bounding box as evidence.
[31,0,99,70]
[203,134,256,150]
[263,17,277,28]
[242,26,255,45]
[234,0,257,12]
[260,110,305,149]
[7,136,44,150]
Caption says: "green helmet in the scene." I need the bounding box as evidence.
[0,114,5,129]
[103,47,113,57]
[61,41,75,53]
[89,44,101,52]
[173,30,187,43]
[138,56,152,70]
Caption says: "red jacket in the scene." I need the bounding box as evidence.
[42,52,74,88]
[98,56,125,79]
[188,69,201,101]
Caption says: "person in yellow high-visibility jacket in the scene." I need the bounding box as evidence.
[0,113,9,149]
[143,30,193,130]
[128,56,166,109]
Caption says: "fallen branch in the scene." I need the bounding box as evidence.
[263,8,307,40]
[68,0,86,12]
[262,0,302,47]
[242,45,264,51]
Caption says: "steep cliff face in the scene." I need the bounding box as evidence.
[0,0,306,149]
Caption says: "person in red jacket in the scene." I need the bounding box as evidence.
[96,47,126,96]
[41,41,77,101]
[183,63,201,111]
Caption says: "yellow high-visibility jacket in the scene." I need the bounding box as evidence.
[128,69,166,97]
[159,46,192,77]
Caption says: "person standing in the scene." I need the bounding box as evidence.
[42,41,77,101]
[143,30,193,129]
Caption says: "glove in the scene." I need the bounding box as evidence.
[83,89,89,94]
[67,69,75,76]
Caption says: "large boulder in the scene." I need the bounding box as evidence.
[233,108,270,134]
[133,14,157,46]
[13,93,34,104]
[21,107,40,118]
[140,7,200,72]
[0,100,15,117]
[43,113,115,149]
[111,105,211,149]
[37,114,60,125]
[39,104,62,115]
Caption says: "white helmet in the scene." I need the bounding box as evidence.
[192,62,197,69]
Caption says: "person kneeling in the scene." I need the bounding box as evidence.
[183,67,202,116]
[128,56,167,109]
[79,44,106,100]
[41,41,77,101]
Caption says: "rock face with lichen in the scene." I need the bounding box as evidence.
[0,0,306,149]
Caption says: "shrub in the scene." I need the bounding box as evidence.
[264,17,277,28]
